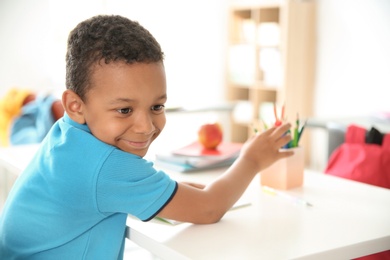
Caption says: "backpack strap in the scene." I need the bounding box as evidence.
[345,125,366,144]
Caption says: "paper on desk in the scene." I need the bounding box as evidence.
[152,196,252,225]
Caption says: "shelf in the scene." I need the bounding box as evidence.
[226,0,316,143]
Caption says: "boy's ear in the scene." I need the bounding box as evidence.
[62,89,86,124]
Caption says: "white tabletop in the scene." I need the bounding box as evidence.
[127,168,390,260]
[1,145,390,259]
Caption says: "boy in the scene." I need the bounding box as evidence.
[0,15,293,259]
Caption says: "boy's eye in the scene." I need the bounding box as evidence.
[152,105,165,112]
[117,108,131,114]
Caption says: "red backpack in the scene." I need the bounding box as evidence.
[325,124,390,189]
[325,124,390,260]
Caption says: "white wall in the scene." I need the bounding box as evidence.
[314,0,390,118]
[0,0,228,108]
[309,0,390,170]
[2,0,389,116]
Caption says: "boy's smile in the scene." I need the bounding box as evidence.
[77,61,167,157]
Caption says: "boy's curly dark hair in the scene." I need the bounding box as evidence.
[65,15,164,101]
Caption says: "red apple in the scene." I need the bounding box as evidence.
[198,123,223,150]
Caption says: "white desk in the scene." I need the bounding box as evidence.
[1,145,390,259]
[126,169,390,260]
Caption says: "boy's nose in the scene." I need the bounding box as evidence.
[132,112,155,135]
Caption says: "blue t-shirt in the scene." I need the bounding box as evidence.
[0,114,177,259]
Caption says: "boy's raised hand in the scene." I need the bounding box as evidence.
[158,123,294,224]
[239,122,294,173]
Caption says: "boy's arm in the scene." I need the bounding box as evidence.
[158,123,293,224]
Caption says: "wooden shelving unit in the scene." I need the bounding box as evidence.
[226,0,316,151]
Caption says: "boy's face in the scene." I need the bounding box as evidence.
[80,61,167,157]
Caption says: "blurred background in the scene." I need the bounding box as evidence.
[1,0,390,169]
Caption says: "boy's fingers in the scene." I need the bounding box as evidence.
[268,123,291,143]
[276,133,292,148]
[261,122,290,137]
[273,123,291,136]
[254,123,292,150]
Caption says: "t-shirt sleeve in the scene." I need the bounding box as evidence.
[96,149,177,221]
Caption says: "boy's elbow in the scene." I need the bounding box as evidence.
[195,195,231,224]
[194,208,225,224]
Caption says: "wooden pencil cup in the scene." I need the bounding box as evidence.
[260,147,304,190]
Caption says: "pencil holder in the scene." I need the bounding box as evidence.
[260,146,304,190]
